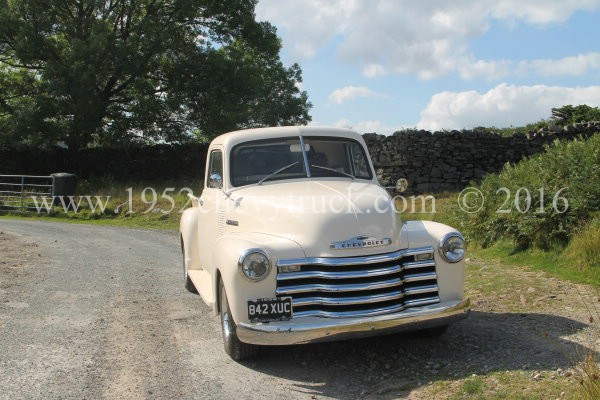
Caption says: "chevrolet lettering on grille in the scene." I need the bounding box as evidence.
[330,236,392,250]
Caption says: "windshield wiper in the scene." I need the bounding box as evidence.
[310,165,355,180]
[258,161,300,185]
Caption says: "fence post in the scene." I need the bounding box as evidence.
[20,176,25,211]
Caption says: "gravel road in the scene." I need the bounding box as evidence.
[0,220,597,399]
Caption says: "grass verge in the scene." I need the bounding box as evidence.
[471,241,599,286]
[0,178,198,230]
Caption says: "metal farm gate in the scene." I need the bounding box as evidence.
[0,175,54,212]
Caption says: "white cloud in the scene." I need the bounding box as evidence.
[459,52,600,80]
[526,52,600,76]
[490,0,600,24]
[363,64,386,78]
[334,118,402,134]
[332,1,492,79]
[334,118,353,129]
[417,83,600,130]
[256,0,358,59]
[256,0,600,79]
[459,58,513,80]
[328,86,378,104]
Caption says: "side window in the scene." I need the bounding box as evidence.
[207,150,223,189]
[348,142,370,179]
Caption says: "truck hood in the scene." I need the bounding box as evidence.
[224,180,404,257]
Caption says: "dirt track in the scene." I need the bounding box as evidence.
[0,220,597,399]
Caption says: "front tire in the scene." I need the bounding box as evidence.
[219,280,258,361]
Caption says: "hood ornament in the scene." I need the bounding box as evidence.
[330,236,392,250]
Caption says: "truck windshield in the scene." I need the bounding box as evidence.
[230,136,373,187]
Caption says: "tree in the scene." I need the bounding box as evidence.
[551,104,600,126]
[179,38,311,139]
[0,0,311,150]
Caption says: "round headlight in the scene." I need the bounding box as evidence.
[238,249,271,281]
[439,233,466,263]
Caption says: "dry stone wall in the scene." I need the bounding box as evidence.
[363,121,600,193]
[2,122,599,189]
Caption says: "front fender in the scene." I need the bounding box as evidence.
[401,220,457,248]
[213,233,305,324]
[402,220,466,302]
[180,207,200,271]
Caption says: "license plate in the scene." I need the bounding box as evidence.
[247,297,293,322]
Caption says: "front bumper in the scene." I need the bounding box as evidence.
[237,298,470,345]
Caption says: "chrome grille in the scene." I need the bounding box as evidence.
[276,247,439,318]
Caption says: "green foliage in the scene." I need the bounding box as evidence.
[489,120,549,137]
[456,133,600,250]
[470,240,599,285]
[551,104,600,126]
[459,377,486,395]
[180,38,311,139]
[563,217,600,272]
[0,0,311,149]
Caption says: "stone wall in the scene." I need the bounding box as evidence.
[363,121,600,193]
[2,121,599,189]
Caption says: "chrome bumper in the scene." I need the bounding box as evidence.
[237,298,470,346]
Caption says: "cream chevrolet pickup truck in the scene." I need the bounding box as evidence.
[180,126,469,360]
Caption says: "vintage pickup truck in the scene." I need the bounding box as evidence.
[180,126,470,360]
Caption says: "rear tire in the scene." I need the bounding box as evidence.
[220,280,258,361]
[181,239,198,294]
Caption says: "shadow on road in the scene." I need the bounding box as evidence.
[243,311,596,398]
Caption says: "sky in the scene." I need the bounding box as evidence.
[255,0,600,134]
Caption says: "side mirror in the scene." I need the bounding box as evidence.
[396,178,408,193]
[208,173,223,189]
